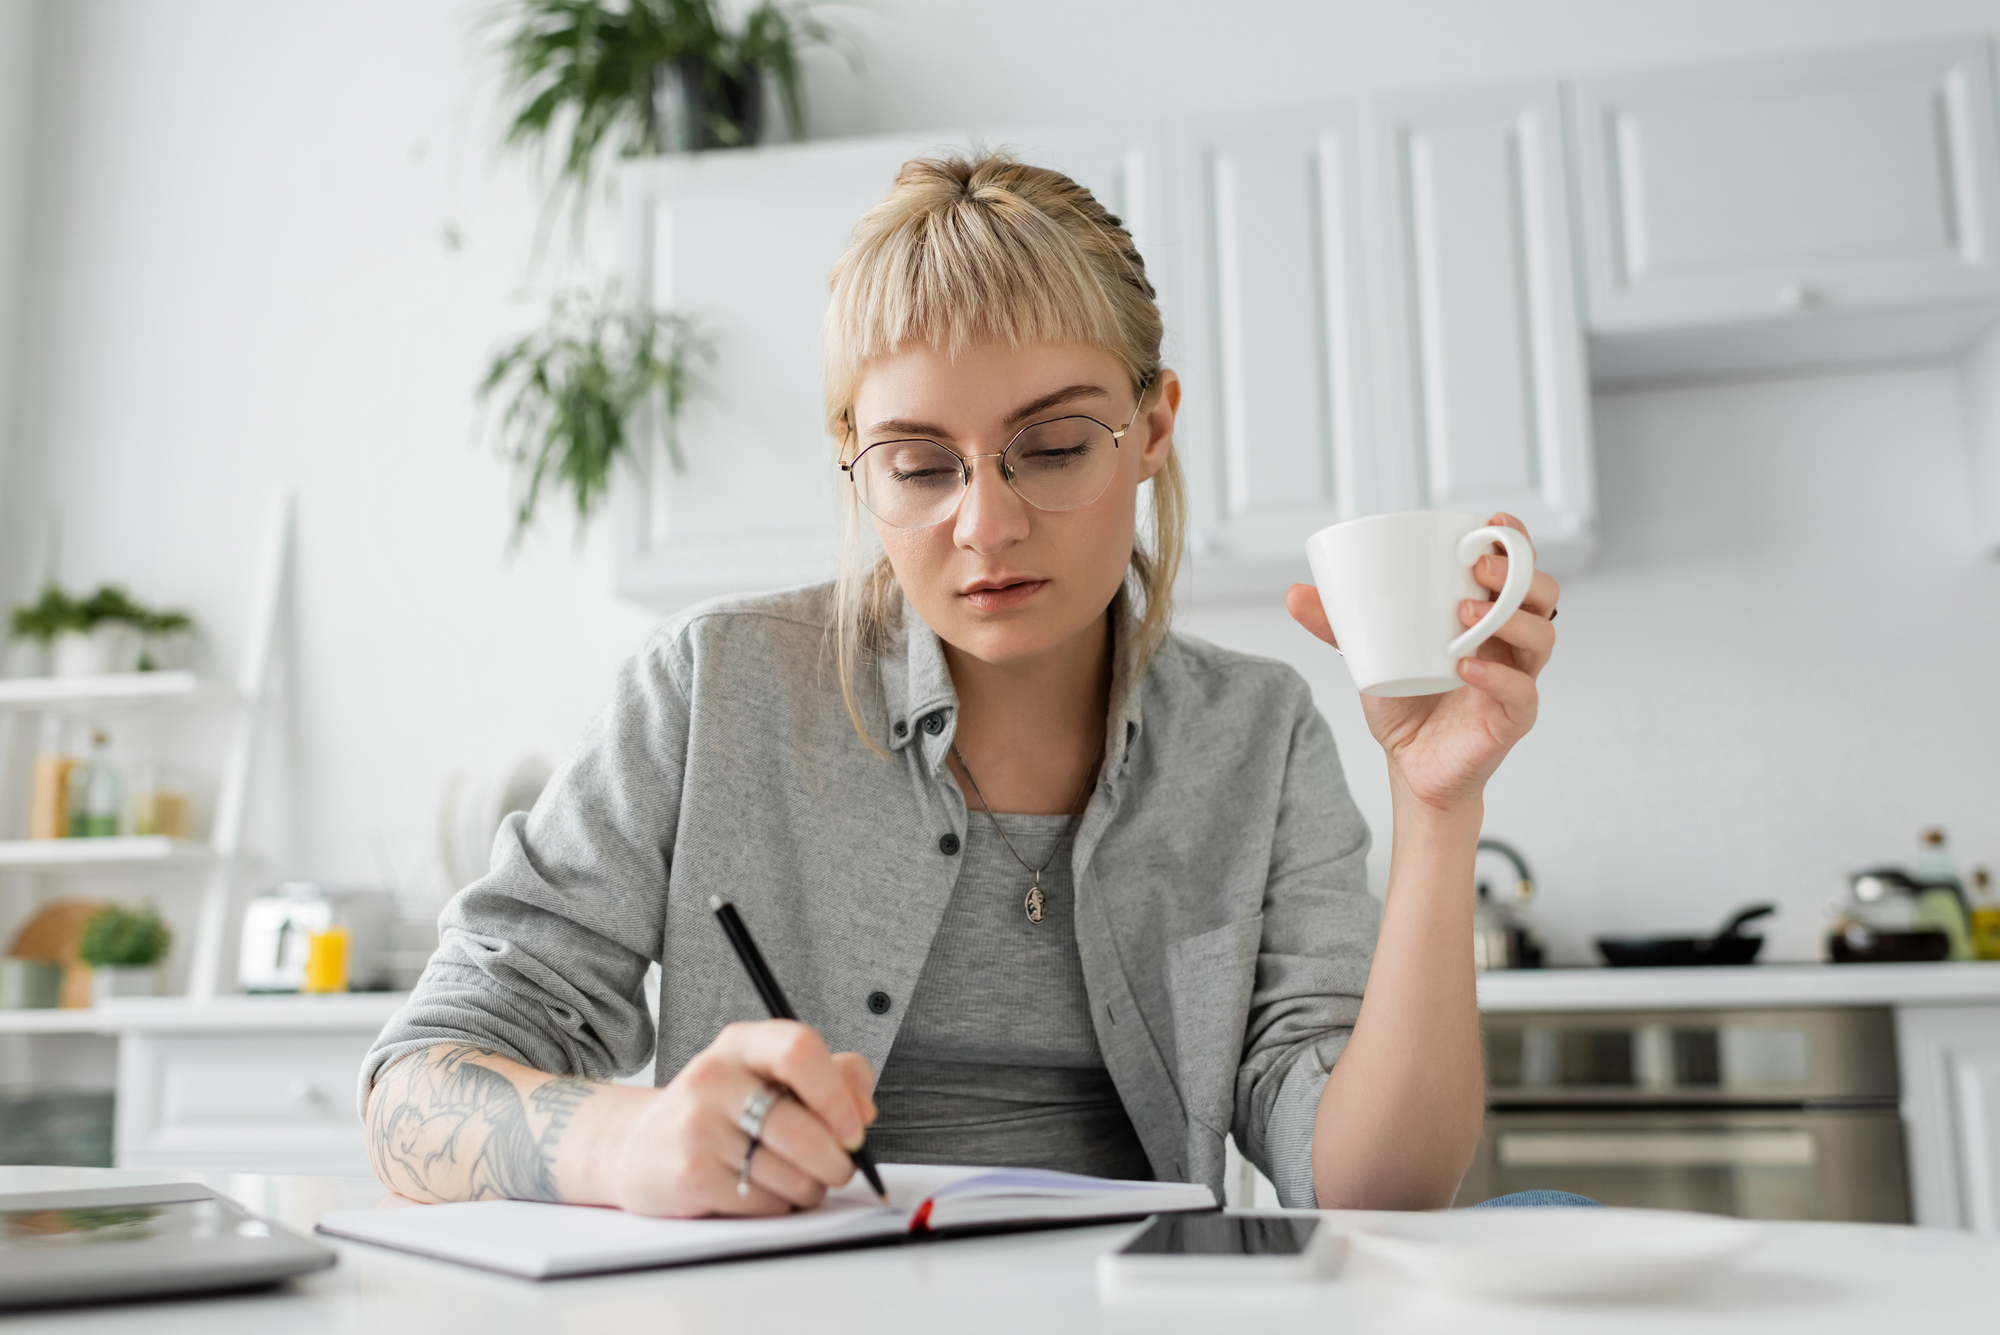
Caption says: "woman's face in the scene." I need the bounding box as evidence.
[850,341,1179,669]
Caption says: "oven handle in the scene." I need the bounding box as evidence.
[1497,1129,1816,1168]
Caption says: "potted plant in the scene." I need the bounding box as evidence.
[480,284,710,545]
[490,0,846,228]
[5,585,76,678]
[77,904,172,1004]
[134,608,196,672]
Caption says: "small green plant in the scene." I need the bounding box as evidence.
[480,285,711,546]
[9,585,194,645]
[7,585,86,645]
[77,905,172,970]
[77,586,193,636]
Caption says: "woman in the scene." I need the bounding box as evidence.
[362,153,1560,1218]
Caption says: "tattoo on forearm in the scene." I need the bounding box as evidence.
[367,1045,598,1203]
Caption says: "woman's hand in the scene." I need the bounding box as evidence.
[1285,512,1560,813]
[594,1020,877,1218]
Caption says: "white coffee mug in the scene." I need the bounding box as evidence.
[1304,511,1535,697]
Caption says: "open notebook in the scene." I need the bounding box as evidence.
[316,1164,1213,1279]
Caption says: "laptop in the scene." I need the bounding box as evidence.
[0,1182,335,1309]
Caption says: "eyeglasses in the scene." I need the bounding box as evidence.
[841,399,1144,531]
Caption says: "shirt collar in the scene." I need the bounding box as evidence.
[879,598,959,760]
[875,591,1152,773]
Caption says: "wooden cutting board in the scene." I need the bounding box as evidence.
[9,900,111,1008]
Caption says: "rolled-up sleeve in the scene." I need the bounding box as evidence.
[1233,692,1377,1208]
[357,629,692,1113]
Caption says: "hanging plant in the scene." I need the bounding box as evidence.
[478,285,712,547]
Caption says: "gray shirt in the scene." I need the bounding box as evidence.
[869,814,1152,1180]
[363,582,1379,1208]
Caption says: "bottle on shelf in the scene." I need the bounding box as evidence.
[1916,827,1962,885]
[132,763,190,839]
[1970,868,2000,962]
[65,730,122,839]
[26,716,79,840]
[1911,827,1975,961]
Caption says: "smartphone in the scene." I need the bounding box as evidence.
[1098,1211,1338,1282]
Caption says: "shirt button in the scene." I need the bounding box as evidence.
[938,833,961,855]
[922,712,945,735]
[893,720,908,738]
[867,991,892,1015]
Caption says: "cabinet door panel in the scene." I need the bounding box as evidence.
[1897,1005,2000,1232]
[115,1032,374,1174]
[1172,108,1370,579]
[1370,84,1594,555]
[1574,40,2000,330]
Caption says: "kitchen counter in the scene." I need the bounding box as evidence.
[1475,960,2000,1012]
[3,1166,1991,1334]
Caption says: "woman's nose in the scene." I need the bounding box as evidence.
[952,456,1030,554]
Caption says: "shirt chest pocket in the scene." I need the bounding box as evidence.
[1166,914,1263,1134]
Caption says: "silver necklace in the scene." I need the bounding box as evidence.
[950,742,1098,925]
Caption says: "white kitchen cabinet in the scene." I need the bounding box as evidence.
[1895,1004,2000,1232]
[1366,83,1597,571]
[1572,39,2000,377]
[115,1030,378,1174]
[1166,107,1375,599]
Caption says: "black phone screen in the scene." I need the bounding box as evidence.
[1117,1213,1319,1257]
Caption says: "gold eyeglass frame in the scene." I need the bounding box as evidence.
[840,380,1155,530]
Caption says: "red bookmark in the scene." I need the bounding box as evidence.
[908,1198,934,1234]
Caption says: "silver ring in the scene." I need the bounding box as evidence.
[738,1138,758,1197]
[737,1086,780,1140]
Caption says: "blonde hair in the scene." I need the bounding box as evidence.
[824,151,1187,748]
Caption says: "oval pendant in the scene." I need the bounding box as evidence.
[1024,882,1047,925]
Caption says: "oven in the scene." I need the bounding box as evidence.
[1457,1007,1909,1222]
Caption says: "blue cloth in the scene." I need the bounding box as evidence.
[1465,1190,1605,1209]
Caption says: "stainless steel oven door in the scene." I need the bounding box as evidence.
[1456,1106,1909,1222]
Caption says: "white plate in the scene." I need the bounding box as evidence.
[1343,1207,1759,1301]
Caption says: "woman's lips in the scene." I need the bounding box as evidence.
[960,579,1048,612]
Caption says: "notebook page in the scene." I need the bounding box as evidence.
[316,1195,906,1279]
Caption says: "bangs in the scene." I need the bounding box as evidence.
[824,167,1135,432]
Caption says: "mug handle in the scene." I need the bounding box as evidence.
[1444,526,1535,660]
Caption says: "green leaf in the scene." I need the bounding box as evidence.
[78,905,172,969]
[476,283,712,549]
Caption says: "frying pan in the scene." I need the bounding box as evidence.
[1595,903,1775,968]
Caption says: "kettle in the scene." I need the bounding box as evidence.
[1473,838,1545,970]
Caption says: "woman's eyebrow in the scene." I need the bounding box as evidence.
[1004,383,1114,427]
[863,383,1115,442]
[865,417,954,441]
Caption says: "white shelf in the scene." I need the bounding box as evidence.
[0,993,409,1035]
[0,671,225,710]
[0,836,213,869]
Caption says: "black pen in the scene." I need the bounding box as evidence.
[709,895,891,1205]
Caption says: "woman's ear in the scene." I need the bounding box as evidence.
[1136,369,1181,482]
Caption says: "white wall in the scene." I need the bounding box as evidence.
[0,0,39,587]
[5,0,2000,970]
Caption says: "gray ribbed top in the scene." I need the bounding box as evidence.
[867,813,1152,1180]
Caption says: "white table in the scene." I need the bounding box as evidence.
[2,1167,1993,1333]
